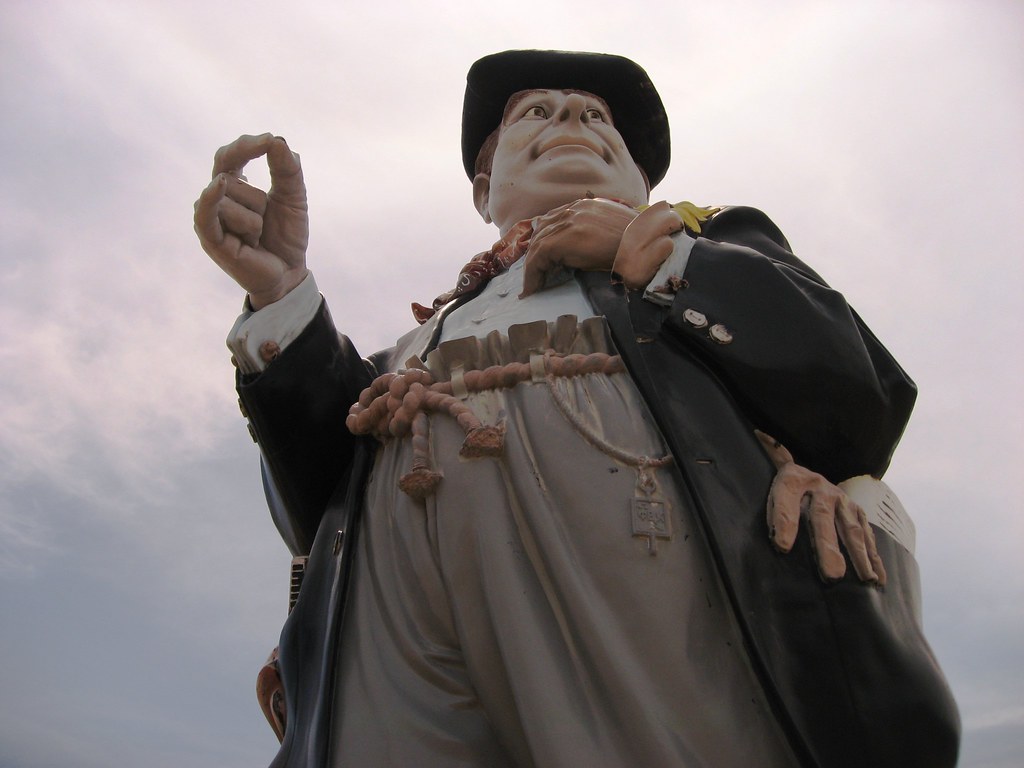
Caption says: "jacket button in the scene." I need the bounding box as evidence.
[683,308,707,328]
[709,323,734,344]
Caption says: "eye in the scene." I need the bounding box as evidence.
[585,108,605,122]
[523,105,549,119]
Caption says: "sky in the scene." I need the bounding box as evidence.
[1,1,1021,766]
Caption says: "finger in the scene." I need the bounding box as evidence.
[531,202,573,231]
[663,209,685,236]
[212,133,276,178]
[519,245,554,298]
[755,430,795,468]
[266,136,305,201]
[835,496,879,583]
[631,201,681,234]
[529,216,571,244]
[195,179,263,274]
[218,196,264,248]
[858,504,887,586]
[224,175,268,216]
[766,472,804,553]
[644,201,686,237]
[194,174,229,250]
[807,492,846,581]
[519,221,571,297]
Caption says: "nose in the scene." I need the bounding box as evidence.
[556,93,590,124]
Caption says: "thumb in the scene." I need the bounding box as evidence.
[267,137,306,202]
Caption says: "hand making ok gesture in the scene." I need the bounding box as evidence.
[194,133,309,309]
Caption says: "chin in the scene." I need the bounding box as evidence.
[537,168,645,204]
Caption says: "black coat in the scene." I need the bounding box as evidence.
[238,207,959,768]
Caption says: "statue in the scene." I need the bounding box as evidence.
[194,50,959,768]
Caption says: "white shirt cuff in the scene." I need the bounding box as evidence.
[643,232,696,306]
[226,273,322,374]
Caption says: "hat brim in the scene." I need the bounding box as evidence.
[462,50,670,187]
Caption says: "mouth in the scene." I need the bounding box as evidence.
[535,135,607,160]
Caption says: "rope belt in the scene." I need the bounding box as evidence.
[346,350,670,499]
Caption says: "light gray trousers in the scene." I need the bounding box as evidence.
[331,347,795,767]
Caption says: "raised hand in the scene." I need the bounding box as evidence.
[756,430,887,585]
[194,134,309,309]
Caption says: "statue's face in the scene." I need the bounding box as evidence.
[477,89,649,233]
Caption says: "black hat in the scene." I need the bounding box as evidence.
[462,50,670,187]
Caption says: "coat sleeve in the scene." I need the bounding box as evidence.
[664,205,916,481]
[237,299,375,555]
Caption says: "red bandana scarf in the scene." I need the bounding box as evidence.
[411,218,535,325]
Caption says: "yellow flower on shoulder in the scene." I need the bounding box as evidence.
[636,201,721,234]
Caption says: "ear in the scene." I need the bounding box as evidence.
[472,173,492,224]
